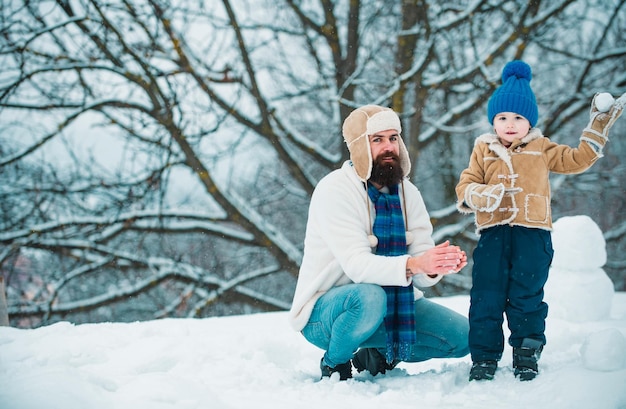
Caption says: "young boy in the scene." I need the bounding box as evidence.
[455,60,624,381]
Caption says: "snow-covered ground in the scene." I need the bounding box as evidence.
[1,216,625,409]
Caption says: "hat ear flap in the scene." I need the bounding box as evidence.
[397,138,411,177]
[349,133,373,181]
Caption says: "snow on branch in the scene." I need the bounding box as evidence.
[221,188,303,266]
[418,95,484,143]
[8,256,243,318]
[271,110,341,166]
[187,263,289,317]
[604,220,626,241]
[0,209,248,243]
[433,218,475,243]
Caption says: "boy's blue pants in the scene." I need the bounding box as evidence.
[469,225,553,362]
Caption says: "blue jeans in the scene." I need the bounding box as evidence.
[301,283,469,368]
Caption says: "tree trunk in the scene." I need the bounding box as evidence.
[0,277,9,326]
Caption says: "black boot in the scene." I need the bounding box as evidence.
[469,360,498,381]
[352,348,396,376]
[320,358,352,380]
[513,338,543,381]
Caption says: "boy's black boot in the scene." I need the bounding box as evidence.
[352,348,397,376]
[320,358,352,380]
[513,338,543,381]
[469,360,498,381]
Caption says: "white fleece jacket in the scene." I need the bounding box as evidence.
[288,161,441,331]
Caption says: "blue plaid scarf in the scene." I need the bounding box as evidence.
[367,182,416,363]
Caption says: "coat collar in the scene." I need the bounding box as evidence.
[475,127,544,147]
[474,128,544,173]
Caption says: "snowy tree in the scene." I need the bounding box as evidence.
[0,0,624,326]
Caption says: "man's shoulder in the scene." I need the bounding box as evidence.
[317,161,357,185]
[316,168,344,190]
[313,162,363,199]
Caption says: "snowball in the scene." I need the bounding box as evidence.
[551,215,606,270]
[580,328,626,371]
[595,92,614,113]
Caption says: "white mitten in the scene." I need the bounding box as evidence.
[583,92,625,140]
[465,183,505,212]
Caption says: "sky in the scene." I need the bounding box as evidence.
[1,215,625,409]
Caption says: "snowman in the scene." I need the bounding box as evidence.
[543,215,614,322]
[544,215,626,371]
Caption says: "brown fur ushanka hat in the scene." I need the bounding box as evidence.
[341,105,411,182]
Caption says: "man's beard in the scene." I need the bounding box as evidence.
[369,154,404,187]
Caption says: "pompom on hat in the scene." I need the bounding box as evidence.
[487,60,539,127]
[342,105,411,182]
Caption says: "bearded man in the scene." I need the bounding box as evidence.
[288,105,470,380]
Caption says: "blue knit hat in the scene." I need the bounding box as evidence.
[487,60,538,127]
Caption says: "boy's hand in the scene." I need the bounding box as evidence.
[464,183,505,212]
[584,93,625,139]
